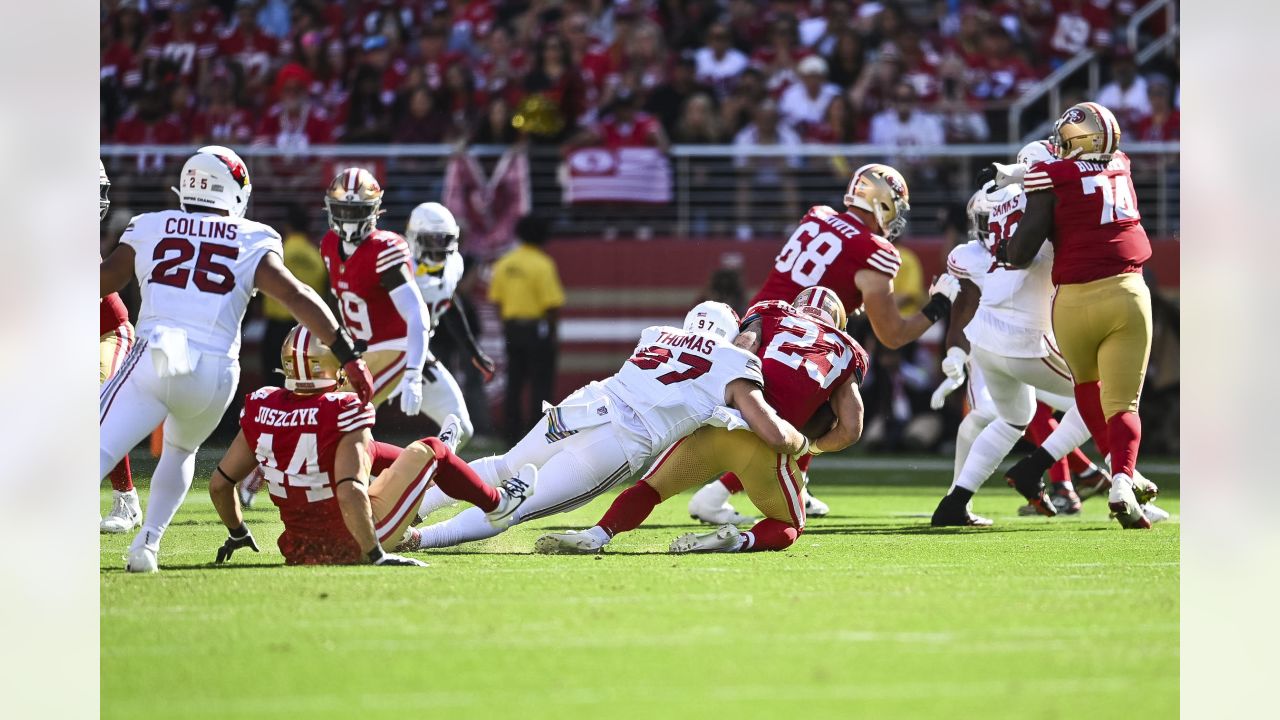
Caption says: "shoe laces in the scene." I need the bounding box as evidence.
[112,494,132,516]
[502,476,531,498]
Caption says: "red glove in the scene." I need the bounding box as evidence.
[472,352,496,383]
[343,359,375,405]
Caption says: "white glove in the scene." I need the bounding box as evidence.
[397,367,424,415]
[993,161,1028,187]
[940,346,968,383]
[928,273,961,303]
[929,377,963,410]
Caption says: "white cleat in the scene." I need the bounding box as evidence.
[803,491,830,517]
[100,489,142,534]
[535,530,606,554]
[125,546,159,573]
[485,464,537,528]
[1107,473,1151,529]
[688,483,755,525]
[670,524,744,554]
[437,414,463,453]
[1130,469,1159,505]
[1142,501,1170,524]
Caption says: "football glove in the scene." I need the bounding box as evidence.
[397,367,424,415]
[367,546,428,567]
[929,377,963,410]
[215,525,260,564]
[993,161,1028,188]
[472,352,496,383]
[941,346,968,383]
[928,273,961,303]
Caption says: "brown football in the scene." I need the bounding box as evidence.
[801,402,836,439]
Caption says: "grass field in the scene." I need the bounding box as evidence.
[100,450,1179,720]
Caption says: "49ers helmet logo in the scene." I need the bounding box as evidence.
[1062,108,1087,124]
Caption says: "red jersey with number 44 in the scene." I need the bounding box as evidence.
[320,229,412,351]
[239,386,376,565]
[755,206,901,312]
[1023,151,1152,285]
[744,300,868,426]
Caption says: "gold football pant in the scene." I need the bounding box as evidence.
[642,426,806,530]
[99,323,135,383]
[1051,273,1152,418]
[340,349,406,406]
[369,439,439,550]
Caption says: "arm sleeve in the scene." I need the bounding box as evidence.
[388,280,431,372]
[441,297,485,360]
[1023,162,1055,194]
[335,394,376,433]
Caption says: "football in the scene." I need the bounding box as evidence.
[802,401,836,438]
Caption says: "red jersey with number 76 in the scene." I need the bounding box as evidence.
[1023,151,1151,285]
[754,205,902,312]
[743,300,868,426]
[320,229,412,352]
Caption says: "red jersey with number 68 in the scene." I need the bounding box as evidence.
[320,229,412,352]
[755,206,902,313]
[1023,151,1152,285]
[744,300,868,427]
[239,386,376,565]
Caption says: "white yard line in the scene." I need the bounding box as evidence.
[811,457,1180,475]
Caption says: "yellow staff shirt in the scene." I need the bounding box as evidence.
[488,243,566,320]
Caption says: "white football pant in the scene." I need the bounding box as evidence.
[99,340,239,554]
[419,363,473,446]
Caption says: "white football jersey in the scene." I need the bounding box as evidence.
[413,251,464,336]
[602,326,764,452]
[121,209,283,358]
[948,204,1055,359]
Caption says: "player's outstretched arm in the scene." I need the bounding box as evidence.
[725,379,808,456]
[813,377,864,453]
[1000,190,1054,268]
[209,431,262,563]
[944,279,980,353]
[441,298,496,381]
[856,269,937,349]
[100,244,135,298]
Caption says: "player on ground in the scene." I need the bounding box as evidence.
[206,326,533,566]
[687,163,960,525]
[320,168,434,411]
[411,302,812,549]
[997,102,1159,529]
[99,146,375,573]
[537,287,867,554]
[98,159,143,534]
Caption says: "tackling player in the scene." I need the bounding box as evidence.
[687,163,960,524]
[410,302,812,549]
[997,102,1159,529]
[536,287,866,554]
[99,146,375,572]
[98,159,142,534]
[207,326,533,566]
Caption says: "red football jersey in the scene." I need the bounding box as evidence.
[239,386,376,565]
[753,206,901,313]
[744,300,868,427]
[320,229,412,350]
[1024,151,1152,285]
[100,293,129,335]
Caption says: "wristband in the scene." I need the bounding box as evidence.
[921,294,952,323]
[809,443,825,457]
[229,524,249,539]
[797,436,811,457]
[330,327,361,365]
[367,546,386,564]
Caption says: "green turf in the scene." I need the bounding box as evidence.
[100,453,1179,720]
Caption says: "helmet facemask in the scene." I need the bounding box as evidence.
[99,171,110,222]
[326,197,381,246]
[409,229,459,272]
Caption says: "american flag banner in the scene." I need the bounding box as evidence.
[562,147,672,204]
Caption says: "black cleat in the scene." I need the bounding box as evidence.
[1005,467,1058,518]
[931,494,994,527]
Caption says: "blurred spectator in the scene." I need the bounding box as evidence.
[217,0,280,87]
[524,33,585,142]
[191,72,253,145]
[801,1,853,56]
[849,45,904,120]
[968,27,1037,107]
[734,99,801,240]
[143,2,216,87]
[1040,0,1114,68]
[805,94,857,145]
[869,83,945,149]
[569,88,669,151]
[695,22,749,97]
[646,54,712,136]
[255,0,292,40]
[473,96,519,144]
[563,11,614,112]
[620,21,668,98]
[114,85,186,145]
[442,64,479,133]
[1132,76,1179,141]
[342,65,393,144]
[935,56,990,143]
[255,70,333,151]
[720,67,768,135]
[698,264,747,316]
[778,55,840,132]
[391,86,452,144]
[1096,49,1152,128]
[475,26,530,107]
[824,29,866,88]
[259,203,327,379]
[753,16,809,93]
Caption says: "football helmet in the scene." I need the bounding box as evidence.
[793,286,848,331]
[1017,139,1055,168]
[1050,102,1121,161]
[280,325,342,393]
[173,145,252,217]
[966,182,998,249]
[325,167,384,245]
[843,163,910,242]
[684,301,741,342]
[406,202,460,272]
[99,159,111,222]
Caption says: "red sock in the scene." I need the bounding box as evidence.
[719,473,744,494]
[370,441,403,475]
[420,437,499,512]
[1106,411,1142,478]
[1072,382,1111,458]
[797,454,813,473]
[598,481,661,536]
[108,456,134,493]
[742,518,800,552]
[1025,404,1070,483]
[1065,448,1094,475]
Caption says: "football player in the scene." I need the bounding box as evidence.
[207,326,534,566]
[99,146,375,573]
[411,302,813,549]
[99,159,142,533]
[319,168,435,412]
[687,163,960,524]
[536,287,867,554]
[997,102,1160,529]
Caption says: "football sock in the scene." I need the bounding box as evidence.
[1072,382,1111,457]
[931,487,975,525]
[955,420,1024,493]
[598,481,661,537]
[108,456,134,493]
[1106,411,1142,478]
[370,441,403,474]
[718,473,744,494]
[740,519,797,552]
[416,507,500,548]
[420,438,499,512]
[1010,447,1056,480]
[414,486,454,520]
[691,479,731,509]
[1040,406,1092,461]
[584,525,611,545]
[131,442,196,553]
[951,410,993,488]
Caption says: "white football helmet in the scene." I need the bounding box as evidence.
[966,181,998,249]
[1017,140,1055,168]
[173,145,252,217]
[683,301,740,342]
[99,159,110,222]
[406,202,460,271]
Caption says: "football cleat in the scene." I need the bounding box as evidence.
[932,494,993,527]
[1073,465,1111,501]
[437,413,462,453]
[1049,483,1082,515]
[394,526,421,554]
[534,530,607,555]
[126,546,159,573]
[1006,472,1057,517]
[670,524,743,554]
[803,490,830,518]
[1108,473,1152,529]
[485,464,538,528]
[1131,469,1159,505]
[1142,501,1170,524]
[688,487,755,526]
[100,489,142,534]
